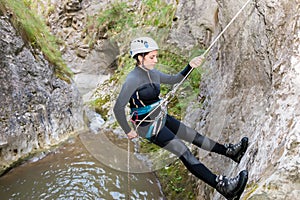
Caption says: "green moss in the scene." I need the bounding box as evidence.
[96,2,135,33]
[88,54,136,116]
[83,2,135,48]
[84,0,176,48]
[0,0,72,82]
[157,160,197,199]
[158,50,202,118]
[89,95,111,121]
[141,0,176,28]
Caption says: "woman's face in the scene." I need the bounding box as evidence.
[138,50,158,70]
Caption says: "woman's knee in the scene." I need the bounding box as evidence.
[180,150,200,165]
[162,138,189,157]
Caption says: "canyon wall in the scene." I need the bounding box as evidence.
[176,0,300,199]
[0,16,84,175]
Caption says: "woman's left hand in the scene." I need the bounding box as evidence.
[189,55,205,68]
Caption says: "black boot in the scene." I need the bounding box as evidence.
[216,170,248,200]
[225,137,248,163]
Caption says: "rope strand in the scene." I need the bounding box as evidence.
[127,139,131,200]
[202,0,253,57]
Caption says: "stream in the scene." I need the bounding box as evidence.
[0,132,165,200]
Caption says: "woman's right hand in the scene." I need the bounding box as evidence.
[189,55,205,68]
[127,129,138,140]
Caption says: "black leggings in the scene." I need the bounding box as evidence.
[149,115,227,188]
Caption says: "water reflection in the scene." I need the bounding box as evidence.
[0,135,165,200]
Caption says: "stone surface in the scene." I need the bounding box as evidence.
[181,0,300,199]
[0,16,84,175]
[46,0,119,99]
[169,0,218,52]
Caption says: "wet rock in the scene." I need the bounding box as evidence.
[0,16,84,175]
[64,0,82,12]
[76,45,89,58]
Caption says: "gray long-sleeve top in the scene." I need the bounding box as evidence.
[113,64,192,134]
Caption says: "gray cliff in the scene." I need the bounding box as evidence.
[0,16,84,175]
[177,0,300,199]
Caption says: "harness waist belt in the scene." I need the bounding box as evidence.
[130,100,161,115]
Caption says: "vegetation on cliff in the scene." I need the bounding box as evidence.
[0,0,72,82]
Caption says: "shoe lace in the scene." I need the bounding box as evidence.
[216,174,240,192]
[225,141,242,155]
[228,175,240,186]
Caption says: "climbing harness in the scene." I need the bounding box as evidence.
[130,99,168,139]
[130,100,162,116]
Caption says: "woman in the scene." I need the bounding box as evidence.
[113,36,249,200]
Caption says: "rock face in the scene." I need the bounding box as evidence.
[0,17,84,175]
[46,0,119,100]
[176,0,299,199]
[169,0,218,51]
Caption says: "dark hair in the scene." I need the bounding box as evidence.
[133,52,149,65]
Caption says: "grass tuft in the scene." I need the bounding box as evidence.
[0,0,72,82]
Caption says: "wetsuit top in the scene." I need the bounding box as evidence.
[113,64,192,134]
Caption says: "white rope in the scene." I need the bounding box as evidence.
[202,0,253,57]
[173,0,253,89]
[127,139,131,200]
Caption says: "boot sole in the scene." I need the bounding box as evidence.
[228,170,249,200]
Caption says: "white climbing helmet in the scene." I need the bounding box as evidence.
[130,37,159,57]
